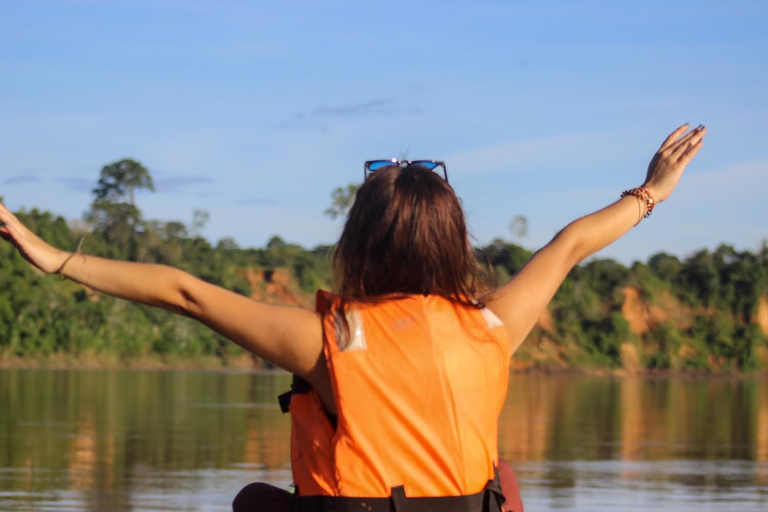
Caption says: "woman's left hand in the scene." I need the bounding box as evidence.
[642,124,706,203]
[0,202,68,274]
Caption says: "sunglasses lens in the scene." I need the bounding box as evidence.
[413,161,439,170]
[367,161,394,171]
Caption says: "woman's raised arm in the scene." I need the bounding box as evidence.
[0,203,325,380]
[482,124,706,353]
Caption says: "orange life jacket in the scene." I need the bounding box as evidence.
[281,291,512,512]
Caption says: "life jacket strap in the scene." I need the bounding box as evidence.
[279,375,313,413]
[295,478,505,512]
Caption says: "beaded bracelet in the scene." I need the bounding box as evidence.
[620,187,656,219]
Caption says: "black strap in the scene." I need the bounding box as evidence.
[278,390,293,413]
[483,476,506,512]
[296,479,505,512]
[278,375,314,413]
[391,485,408,511]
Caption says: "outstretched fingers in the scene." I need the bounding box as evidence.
[0,202,61,272]
[658,124,690,152]
[678,137,704,165]
[0,205,9,231]
[644,124,707,204]
[0,203,16,232]
[0,203,29,247]
[670,125,706,160]
[0,202,14,223]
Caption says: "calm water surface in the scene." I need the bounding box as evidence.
[1,369,766,511]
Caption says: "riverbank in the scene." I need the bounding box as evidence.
[0,352,268,371]
[4,209,767,375]
[2,353,766,378]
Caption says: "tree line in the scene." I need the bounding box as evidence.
[1,160,766,370]
[483,239,768,370]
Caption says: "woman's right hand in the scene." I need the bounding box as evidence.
[0,202,69,274]
[642,123,706,203]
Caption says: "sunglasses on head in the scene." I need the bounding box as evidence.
[364,159,448,182]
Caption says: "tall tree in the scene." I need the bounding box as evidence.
[191,208,211,238]
[92,159,155,207]
[86,158,155,259]
[324,183,359,219]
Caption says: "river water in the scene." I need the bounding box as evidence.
[0,369,766,511]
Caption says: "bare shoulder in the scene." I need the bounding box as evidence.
[480,235,575,354]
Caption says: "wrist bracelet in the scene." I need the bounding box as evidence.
[55,237,85,279]
[620,187,655,219]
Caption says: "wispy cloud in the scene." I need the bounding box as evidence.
[239,197,276,206]
[311,98,395,117]
[57,176,93,192]
[280,98,422,131]
[197,190,227,199]
[278,115,330,133]
[57,175,213,194]
[155,175,214,193]
[2,173,40,185]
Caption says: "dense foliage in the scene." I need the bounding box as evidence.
[483,239,768,371]
[1,161,767,371]
[479,237,768,371]
[0,206,335,364]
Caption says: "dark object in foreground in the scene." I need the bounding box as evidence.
[232,459,524,512]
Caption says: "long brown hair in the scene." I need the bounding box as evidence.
[333,163,486,307]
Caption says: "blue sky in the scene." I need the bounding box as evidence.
[1,0,766,264]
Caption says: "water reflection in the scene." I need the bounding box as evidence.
[0,370,293,511]
[1,370,766,511]
[498,374,768,510]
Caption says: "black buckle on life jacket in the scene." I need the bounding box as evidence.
[278,375,313,413]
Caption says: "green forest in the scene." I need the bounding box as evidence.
[2,159,767,372]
